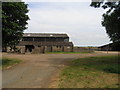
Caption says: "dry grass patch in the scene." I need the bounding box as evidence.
[58,55,119,88]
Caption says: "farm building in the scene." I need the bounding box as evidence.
[14,33,73,54]
[98,42,120,51]
[98,43,112,51]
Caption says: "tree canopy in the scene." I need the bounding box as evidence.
[2,2,29,51]
[91,1,120,50]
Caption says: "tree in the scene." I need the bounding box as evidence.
[2,2,29,51]
[90,0,120,50]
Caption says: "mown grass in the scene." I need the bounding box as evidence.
[0,57,22,69]
[47,51,93,54]
[58,55,119,88]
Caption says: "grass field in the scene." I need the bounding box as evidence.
[58,55,119,88]
[0,57,22,69]
[47,51,93,54]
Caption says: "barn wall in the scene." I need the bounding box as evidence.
[32,46,40,54]
[52,46,63,52]
[11,45,74,54]
[16,46,25,54]
[64,46,73,52]
[45,46,52,52]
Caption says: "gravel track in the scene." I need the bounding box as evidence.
[2,51,118,88]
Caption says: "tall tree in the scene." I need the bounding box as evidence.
[2,2,29,51]
[91,1,120,50]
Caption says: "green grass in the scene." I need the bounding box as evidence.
[58,55,119,88]
[0,57,22,69]
[46,51,93,54]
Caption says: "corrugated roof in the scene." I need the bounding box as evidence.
[98,43,113,48]
[23,33,69,38]
[18,41,73,46]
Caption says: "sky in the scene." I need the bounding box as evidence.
[23,0,111,46]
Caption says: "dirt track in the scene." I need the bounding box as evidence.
[2,51,119,88]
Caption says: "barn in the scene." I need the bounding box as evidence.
[98,42,120,51]
[15,33,73,54]
[98,43,112,51]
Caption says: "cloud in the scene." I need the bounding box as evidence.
[24,2,110,46]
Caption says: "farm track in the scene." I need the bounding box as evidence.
[2,51,119,88]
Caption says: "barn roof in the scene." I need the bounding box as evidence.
[23,33,69,38]
[98,43,113,48]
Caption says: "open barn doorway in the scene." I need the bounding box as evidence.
[25,45,35,53]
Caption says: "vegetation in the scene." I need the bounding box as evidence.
[59,55,119,88]
[90,1,120,51]
[0,58,22,69]
[46,51,93,54]
[2,2,29,51]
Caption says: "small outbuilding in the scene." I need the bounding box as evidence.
[98,42,120,51]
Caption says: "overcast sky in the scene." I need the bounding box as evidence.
[23,0,111,46]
